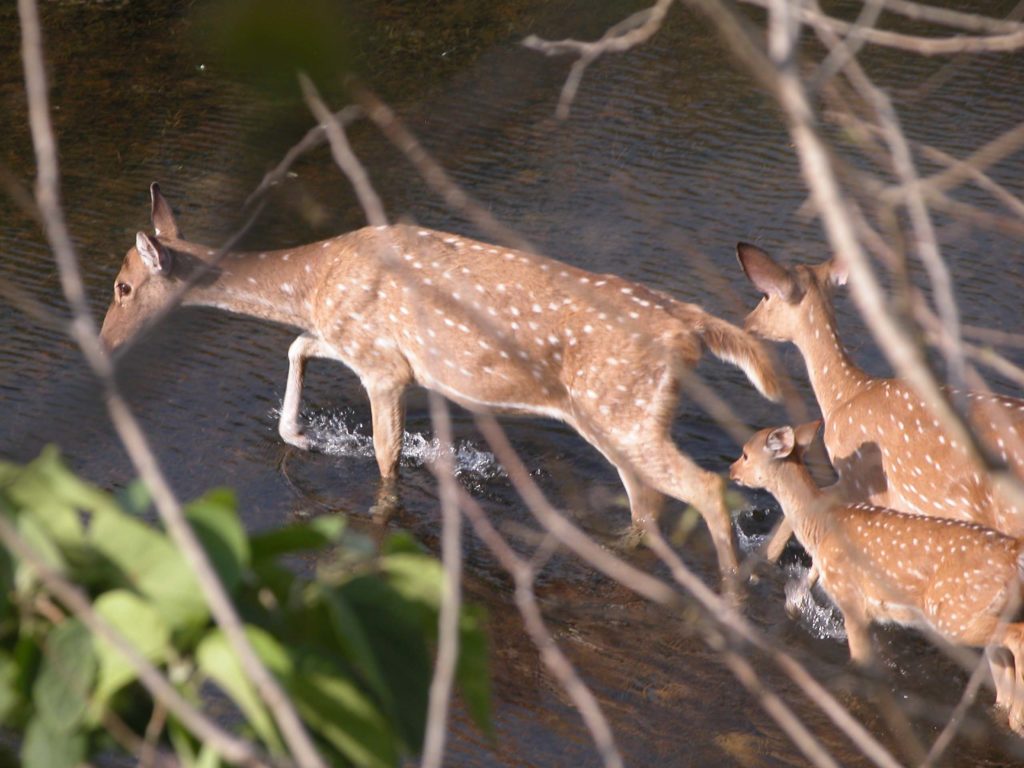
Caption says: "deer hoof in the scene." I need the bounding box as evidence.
[281,430,313,452]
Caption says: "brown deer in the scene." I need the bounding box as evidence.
[737,243,1024,558]
[731,422,1024,733]
[100,183,782,577]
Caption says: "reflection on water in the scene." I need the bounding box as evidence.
[2,0,1024,765]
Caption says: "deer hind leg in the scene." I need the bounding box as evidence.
[279,333,329,450]
[986,645,1015,712]
[615,466,666,527]
[1000,625,1024,735]
[617,435,738,577]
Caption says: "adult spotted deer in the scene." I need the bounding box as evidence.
[731,423,1024,733]
[100,183,782,577]
[737,243,1024,550]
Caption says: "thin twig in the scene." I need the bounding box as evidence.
[521,0,676,119]
[299,75,386,228]
[741,0,1024,55]
[866,0,1024,34]
[453,486,624,768]
[475,413,903,768]
[16,2,325,765]
[244,105,364,211]
[352,84,535,254]
[808,0,970,396]
[102,710,179,768]
[420,392,462,768]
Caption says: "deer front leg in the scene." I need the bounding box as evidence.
[279,334,324,451]
[843,610,875,666]
[763,517,792,563]
[367,381,407,480]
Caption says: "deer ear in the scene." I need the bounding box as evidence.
[793,419,822,450]
[765,426,796,459]
[827,258,848,286]
[737,242,799,301]
[812,258,848,288]
[150,182,180,239]
[136,232,173,275]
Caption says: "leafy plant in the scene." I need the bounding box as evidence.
[0,447,491,767]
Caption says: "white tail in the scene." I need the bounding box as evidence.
[100,183,782,577]
[737,242,1024,538]
[731,423,1024,733]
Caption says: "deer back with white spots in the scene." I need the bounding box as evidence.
[737,242,1024,539]
[731,423,1024,734]
[100,183,783,579]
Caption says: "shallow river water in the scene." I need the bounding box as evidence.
[2,1,1024,765]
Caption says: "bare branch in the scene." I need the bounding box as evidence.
[742,0,1024,54]
[352,84,535,254]
[455,487,625,768]
[475,413,904,768]
[420,392,463,768]
[16,2,325,765]
[245,105,364,211]
[299,74,386,227]
[871,0,1024,34]
[521,0,676,119]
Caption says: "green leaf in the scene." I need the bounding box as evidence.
[380,549,492,738]
[320,587,391,708]
[0,651,23,725]
[33,620,95,733]
[341,576,430,748]
[91,590,171,708]
[3,448,85,548]
[21,716,86,768]
[186,488,249,594]
[290,659,398,768]
[89,506,208,633]
[196,628,285,755]
[380,530,425,557]
[168,719,198,767]
[457,604,492,737]
[116,479,151,517]
[14,514,65,600]
[381,551,444,611]
[250,516,345,562]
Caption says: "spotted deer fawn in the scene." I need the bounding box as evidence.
[100,183,782,576]
[737,243,1024,565]
[731,422,1024,733]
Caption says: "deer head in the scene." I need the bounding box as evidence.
[735,242,847,343]
[99,183,182,351]
[730,420,821,489]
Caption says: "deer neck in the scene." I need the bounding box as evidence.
[171,242,316,330]
[766,461,832,553]
[792,296,870,416]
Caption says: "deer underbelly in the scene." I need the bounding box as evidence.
[417,375,571,421]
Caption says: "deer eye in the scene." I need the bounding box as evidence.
[116,282,131,299]
[741,451,748,461]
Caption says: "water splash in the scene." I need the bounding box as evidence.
[783,563,847,641]
[735,523,770,555]
[735,506,846,641]
[289,408,506,482]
